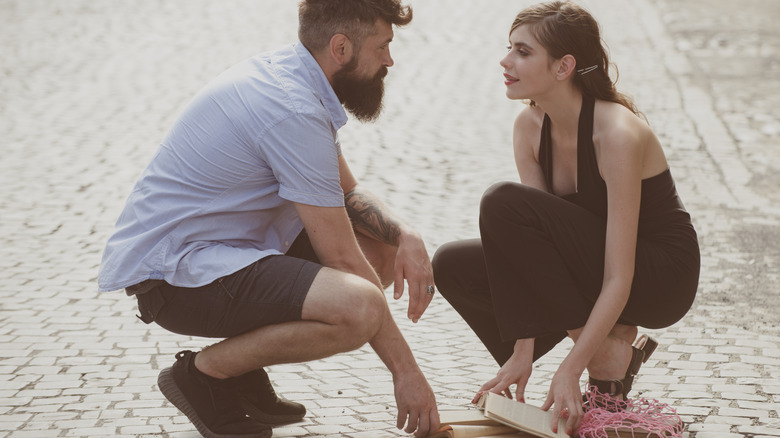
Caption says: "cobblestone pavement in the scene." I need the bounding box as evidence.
[1,0,779,437]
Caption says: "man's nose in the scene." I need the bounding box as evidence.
[385,48,394,67]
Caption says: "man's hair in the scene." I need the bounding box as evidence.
[298,0,412,53]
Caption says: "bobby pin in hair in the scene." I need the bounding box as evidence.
[577,65,598,75]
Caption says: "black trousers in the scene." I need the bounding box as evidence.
[432,182,698,366]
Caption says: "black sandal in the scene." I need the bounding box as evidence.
[584,335,658,410]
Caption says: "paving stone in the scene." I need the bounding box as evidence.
[7,431,62,438]
[764,386,780,395]
[675,406,713,416]
[64,427,118,437]
[688,423,736,433]
[737,425,780,437]
[719,407,772,419]
[118,425,163,435]
[721,392,768,402]
[693,434,743,438]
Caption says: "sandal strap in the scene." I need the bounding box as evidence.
[586,336,659,400]
[634,334,659,364]
[588,377,624,396]
[588,346,646,398]
[626,346,644,377]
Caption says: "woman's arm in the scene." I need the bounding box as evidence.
[559,107,647,376]
[541,105,649,434]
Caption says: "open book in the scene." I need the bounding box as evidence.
[428,392,679,438]
[426,393,567,438]
[479,393,569,438]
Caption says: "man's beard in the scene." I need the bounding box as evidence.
[332,58,388,123]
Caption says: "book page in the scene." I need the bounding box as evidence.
[483,393,569,438]
[439,409,500,426]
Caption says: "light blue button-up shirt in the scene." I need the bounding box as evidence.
[98,43,348,292]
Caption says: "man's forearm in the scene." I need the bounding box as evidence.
[369,303,421,377]
[344,187,403,246]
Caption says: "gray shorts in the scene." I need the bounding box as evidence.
[135,230,322,338]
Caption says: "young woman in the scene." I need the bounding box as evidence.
[432,1,699,434]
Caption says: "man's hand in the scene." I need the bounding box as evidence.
[393,230,435,323]
[394,368,440,437]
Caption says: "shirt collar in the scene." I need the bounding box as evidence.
[294,42,348,131]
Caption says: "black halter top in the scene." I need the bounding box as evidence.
[538,94,695,241]
[539,94,609,218]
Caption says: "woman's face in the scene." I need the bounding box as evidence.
[499,24,557,101]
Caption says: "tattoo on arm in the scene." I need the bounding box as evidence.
[344,189,401,246]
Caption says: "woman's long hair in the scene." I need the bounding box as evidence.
[512,1,643,118]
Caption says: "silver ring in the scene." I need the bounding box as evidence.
[426,285,435,295]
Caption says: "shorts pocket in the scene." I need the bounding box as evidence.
[136,289,166,324]
[216,277,235,299]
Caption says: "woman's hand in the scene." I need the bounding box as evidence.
[541,367,584,435]
[473,339,534,403]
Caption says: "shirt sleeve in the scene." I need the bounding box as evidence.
[260,113,345,207]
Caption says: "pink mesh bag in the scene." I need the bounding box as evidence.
[577,387,683,438]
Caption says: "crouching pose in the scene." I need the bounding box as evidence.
[432,1,699,435]
[98,1,439,437]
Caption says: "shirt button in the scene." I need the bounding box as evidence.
[285,241,289,246]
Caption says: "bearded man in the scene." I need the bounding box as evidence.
[97,1,440,437]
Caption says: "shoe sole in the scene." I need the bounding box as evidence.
[238,397,305,425]
[158,367,272,438]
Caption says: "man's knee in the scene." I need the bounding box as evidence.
[333,284,387,349]
[303,268,388,348]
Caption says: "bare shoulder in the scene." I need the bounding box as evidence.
[513,104,545,134]
[593,100,667,178]
[593,100,651,151]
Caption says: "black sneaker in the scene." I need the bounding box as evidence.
[157,351,271,438]
[230,368,306,424]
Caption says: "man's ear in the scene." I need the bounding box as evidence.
[329,33,354,66]
[556,54,577,80]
